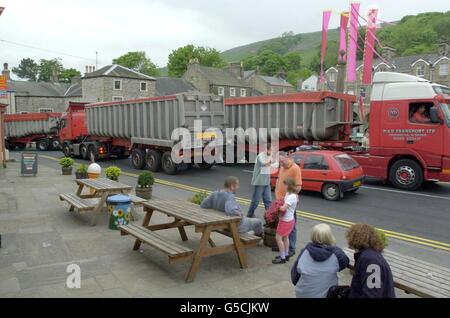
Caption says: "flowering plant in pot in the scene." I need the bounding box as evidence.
[135,171,154,199]
[75,164,88,179]
[105,166,121,181]
[59,157,75,175]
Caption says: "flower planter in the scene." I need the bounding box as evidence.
[62,166,73,175]
[263,225,278,248]
[135,187,152,200]
[75,172,88,179]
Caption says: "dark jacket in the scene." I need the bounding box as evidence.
[349,248,396,298]
[291,242,349,285]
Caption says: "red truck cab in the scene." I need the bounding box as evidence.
[352,72,450,190]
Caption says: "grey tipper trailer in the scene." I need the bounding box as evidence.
[84,93,226,175]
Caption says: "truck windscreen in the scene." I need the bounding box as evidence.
[441,104,450,128]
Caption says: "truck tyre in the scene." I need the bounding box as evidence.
[87,145,98,162]
[146,150,162,172]
[5,141,15,151]
[161,152,178,175]
[389,159,423,191]
[16,143,26,150]
[197,163,213,170]
[80,144,88,160]
[131,148,146,169]
[51,139,61,150]
[322,183,341,201]
[37,139,49,151]
[62,143,71,157]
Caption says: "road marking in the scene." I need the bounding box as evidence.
[39,154,450,251]
[243,170,253,173]
[361,185,450,200]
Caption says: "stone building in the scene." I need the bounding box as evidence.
[183,59,252,98]
[2,63,156,114]
[243,69,295,95]
[155,77,197,96]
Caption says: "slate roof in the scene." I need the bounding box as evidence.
[197,65,251,88]
[64,81,82,97]
[155,77,197,96]
[7,80,71,97]
[258,75,293,87]
[83,64,156,81]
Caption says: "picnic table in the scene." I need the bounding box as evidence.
[119,199,262,282]
[59,178,146,226]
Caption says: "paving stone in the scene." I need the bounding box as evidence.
[94,273,123,291]
[0,277,21,296]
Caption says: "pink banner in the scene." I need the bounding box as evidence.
[338,12,349,63]
[346,3,360,82]
[362,8,379,85]
[320,10,332,84]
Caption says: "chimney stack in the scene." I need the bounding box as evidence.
[2,63,10,81]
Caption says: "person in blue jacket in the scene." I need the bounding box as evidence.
[291,224,349,298]
[346,223,395,298]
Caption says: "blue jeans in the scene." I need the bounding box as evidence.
[289,212,297,253]
[247,185,272,218]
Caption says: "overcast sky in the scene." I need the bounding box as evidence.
[0,0,449,76]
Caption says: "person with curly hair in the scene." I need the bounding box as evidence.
[346,224,395,298]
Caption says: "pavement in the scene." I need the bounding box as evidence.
[1,157,447,298]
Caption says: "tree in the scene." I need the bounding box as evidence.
[309,40,339,73]
[38,58,64,82]
[284,51,302,71]
[286,68,313,87]
[12,58,39,81]
[60,68,81,83]
[167,45,226,77]
[112,51,160,76]
[242,50,287,76]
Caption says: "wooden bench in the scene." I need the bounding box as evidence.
[59,193,99,212]
[119,223,194,263]
[128,194,147,206]
[344,248,450,298]
[215,229,262,247]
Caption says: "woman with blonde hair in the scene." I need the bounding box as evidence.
[291,223,349,298]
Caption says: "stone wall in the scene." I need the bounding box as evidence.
[14,96,83,113]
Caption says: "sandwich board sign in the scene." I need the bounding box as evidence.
[21,152,38,176]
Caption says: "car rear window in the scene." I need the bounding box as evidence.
[334,154,360,171]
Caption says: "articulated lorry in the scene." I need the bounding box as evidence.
[5,112,62,151]
[225,72,450,190]
[59,93,226,175]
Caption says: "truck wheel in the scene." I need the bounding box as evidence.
[131,148,146,169]
[389,159,423,191]
[197,163,213,170]
[5,141,15,151]
[322,183,341,201]
[146,150,162,172]
[62,143,71,157]
[161,152,178,175]
[37,139,49,151]
[80,145,88,160]
[88,146,98,162]
[51,140,61,150]
[16,143,26,150]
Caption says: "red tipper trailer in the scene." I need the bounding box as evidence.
[5,112,62,151]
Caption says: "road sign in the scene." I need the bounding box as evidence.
[0,75,7,99]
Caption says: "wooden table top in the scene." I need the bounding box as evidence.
[76,178,132,191]
[142,199,242,226]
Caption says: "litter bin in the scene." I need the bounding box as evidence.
[107,194,132,230]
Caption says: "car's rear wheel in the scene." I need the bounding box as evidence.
[389,159,423,191]
[322,183,341,201]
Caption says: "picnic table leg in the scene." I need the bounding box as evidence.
[229,221,248,269]
[186,225,213,283]
[208,238,216,247]
[71,184,85,212]
[177,218,188,242]
[133,208,154,251]
[91,192,108,226]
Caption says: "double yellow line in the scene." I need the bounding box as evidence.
[41,155,450,251]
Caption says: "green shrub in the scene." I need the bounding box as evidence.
[76,164,88,173]
[190,191,209,205]
[137,171,155,188]
[105,166,121,181]
[376,229,389,249]
[59,157,74,168]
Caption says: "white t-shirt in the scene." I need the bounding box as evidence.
[280,193,298,222]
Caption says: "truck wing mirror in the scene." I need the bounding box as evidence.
[430,107,439,124]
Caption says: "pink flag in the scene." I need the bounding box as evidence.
[320,10,332,84]
[362,8,379,85]
[338,12,349,63]
[346,3,360,82]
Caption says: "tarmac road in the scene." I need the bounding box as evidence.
[11,149,450,248]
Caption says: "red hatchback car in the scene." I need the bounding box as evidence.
[271,150,365,201]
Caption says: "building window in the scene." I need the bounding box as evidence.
[112,96,124,102]
[230,87,236,97]
[439,63,449,76]
[218,86,225,96]
[240,88,246,97]
[114,79,122,90]
[329,72,337,82]
[140,82,147,91]
[38,108,54,113]
[416,64,425,77]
